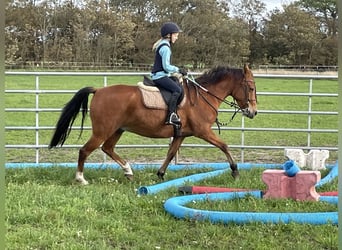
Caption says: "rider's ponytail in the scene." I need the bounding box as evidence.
[152,38,162,51]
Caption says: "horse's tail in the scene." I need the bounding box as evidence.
[49,87,96,148]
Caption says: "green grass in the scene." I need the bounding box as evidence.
[6,166,338,249]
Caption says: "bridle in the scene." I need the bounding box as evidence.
[243,79,257,104]
[185,74,255,131]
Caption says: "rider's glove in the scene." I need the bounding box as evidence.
[179,67,188,76]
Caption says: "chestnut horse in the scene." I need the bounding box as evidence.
[49,64,257,184]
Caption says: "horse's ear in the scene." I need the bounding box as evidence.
[243,63,250,73]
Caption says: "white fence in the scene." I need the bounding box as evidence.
[5,72,338,163]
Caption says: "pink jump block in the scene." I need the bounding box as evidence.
[262,169,321,201]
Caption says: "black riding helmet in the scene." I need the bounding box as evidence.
[161,22,182,38]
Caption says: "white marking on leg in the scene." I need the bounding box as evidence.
[75,171,89,185]
[122,163,133,176]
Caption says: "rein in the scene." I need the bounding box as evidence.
[185,75,243,132]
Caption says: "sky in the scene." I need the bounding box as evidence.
[262,0,294,11]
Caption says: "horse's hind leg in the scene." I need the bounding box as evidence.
[157,137,185,180]
[76,135,103,185]
[101,130,134,181]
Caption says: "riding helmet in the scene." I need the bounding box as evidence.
[161,22,182,37]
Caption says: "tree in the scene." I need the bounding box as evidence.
[4,0,337,68]
[82,0,135,64]
[263,4,322,65]
[229,0,267,65]
[150,0,250,68]
[296,0,338,65]
[297,0,338,37]
[5,1,42,63]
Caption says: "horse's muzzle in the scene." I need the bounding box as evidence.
[242,108,257,119]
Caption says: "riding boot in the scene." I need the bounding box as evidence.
[166,92,181,125]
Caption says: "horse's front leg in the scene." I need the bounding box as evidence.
[157,137,185,180]
[200,131,239,179]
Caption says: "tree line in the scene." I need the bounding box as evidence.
[5,0,338,70]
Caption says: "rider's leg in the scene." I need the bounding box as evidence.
[153,77,182,125]
[166,92,181,125]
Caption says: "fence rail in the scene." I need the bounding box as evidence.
[5,72,338,163]
[5,62,339,73]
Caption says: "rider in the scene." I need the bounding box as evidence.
[151,22,187,126]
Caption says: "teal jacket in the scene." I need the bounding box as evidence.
[151,40,179,80]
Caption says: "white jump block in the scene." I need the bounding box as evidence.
[285,149,306,167]
[284,149,329,170]
[306,150,329,170]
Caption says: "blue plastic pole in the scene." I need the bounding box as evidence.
[5,162,283,170]
[316,161,338,188]
[137,169,227,195]
[163,191,338,225]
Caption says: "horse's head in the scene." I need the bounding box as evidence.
[233,64,257,119]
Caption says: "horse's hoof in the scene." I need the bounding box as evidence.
[125,174,134,181]
[75,171,89,185]
[157,171,165,181]
[231,170,240,179]
[75,178,89,185]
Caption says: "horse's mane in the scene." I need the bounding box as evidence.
[196,66,244,85]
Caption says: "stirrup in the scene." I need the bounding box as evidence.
[166,112,181,125]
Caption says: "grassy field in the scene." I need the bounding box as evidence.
[5,73,338,249]
[6,166,338,249]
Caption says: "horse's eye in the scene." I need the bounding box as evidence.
[249,88,254,91]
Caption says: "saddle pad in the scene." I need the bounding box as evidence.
[137,82,185,110]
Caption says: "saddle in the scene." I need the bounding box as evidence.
[138,75,186,110]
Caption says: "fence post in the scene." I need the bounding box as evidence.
[241,116,245,162]
[103,75,108,163]
[307,79,313,148]
[35,75,40,163]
